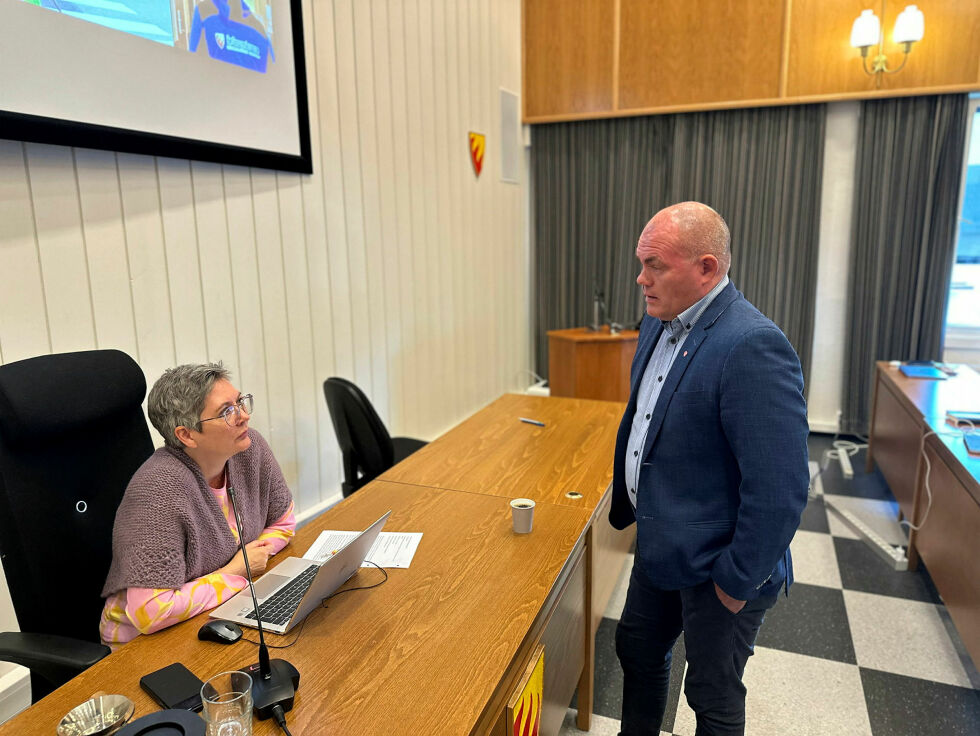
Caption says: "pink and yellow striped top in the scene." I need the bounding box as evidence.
[99,483,295,649]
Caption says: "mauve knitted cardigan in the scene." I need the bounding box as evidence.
[102,428,293,596]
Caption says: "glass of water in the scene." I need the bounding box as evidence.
[201,671,253,736]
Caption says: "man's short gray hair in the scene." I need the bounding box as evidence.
[148,362,231,449]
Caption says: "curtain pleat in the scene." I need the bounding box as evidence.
[841,94,968,435]
[531,105,826,391]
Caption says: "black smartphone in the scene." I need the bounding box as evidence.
[139,662,205,712]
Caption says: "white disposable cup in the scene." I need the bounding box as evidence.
[201,671,253,736]
[510,498,535,533]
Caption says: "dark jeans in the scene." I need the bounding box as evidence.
[615,564,778,736]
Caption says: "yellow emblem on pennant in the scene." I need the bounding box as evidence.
[469,132,485,177]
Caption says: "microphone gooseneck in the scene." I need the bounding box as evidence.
[228,484,272,678]
[227,484,300,720]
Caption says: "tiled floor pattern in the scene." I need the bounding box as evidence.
[559,434,980,736]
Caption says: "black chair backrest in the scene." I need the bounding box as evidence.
[0,350,153,644]
[323,378,394,489]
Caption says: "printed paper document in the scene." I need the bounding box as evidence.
[303,529,422,568]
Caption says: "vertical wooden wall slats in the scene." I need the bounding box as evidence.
[0,141,51,363]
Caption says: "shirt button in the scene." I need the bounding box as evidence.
[633,450,638,457]
[658,376,663,382]
[630,488,635,494]
[669,337,676,344]
[645,413,651,419]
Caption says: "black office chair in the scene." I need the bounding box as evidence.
[323,377,427,497]
[0,350,154,702]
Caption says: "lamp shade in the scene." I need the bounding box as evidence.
[894,5,925,43]
[850,9,881,48]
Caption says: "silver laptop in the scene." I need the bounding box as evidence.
[211,511,391,634]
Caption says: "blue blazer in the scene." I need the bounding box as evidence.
[609,282,809,600]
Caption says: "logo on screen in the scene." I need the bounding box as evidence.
[214,33,225,49]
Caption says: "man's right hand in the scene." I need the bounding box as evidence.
[217,539,275,579]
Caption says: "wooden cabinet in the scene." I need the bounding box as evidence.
[866,362,980,668]
[548,326,638,403]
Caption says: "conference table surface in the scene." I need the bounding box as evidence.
[868,363,980,489]
[874,362,980,423]
[381,393,625,508]
[1,481,592,736]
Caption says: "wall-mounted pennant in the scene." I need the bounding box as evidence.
[469,132,485,177]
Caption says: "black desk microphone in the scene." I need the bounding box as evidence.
[227,485,300,721]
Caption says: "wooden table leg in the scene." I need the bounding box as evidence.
[576,528,595,730]
[866,368,881,473]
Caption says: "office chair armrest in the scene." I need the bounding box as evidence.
[0,632,111,688]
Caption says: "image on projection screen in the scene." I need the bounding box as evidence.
[20,0,277,74]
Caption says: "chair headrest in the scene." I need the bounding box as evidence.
[0,350,147,444]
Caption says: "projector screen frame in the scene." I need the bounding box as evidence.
[0,0,313,175]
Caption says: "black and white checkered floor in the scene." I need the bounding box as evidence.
[560,434,980,736]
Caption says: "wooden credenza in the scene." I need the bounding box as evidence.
[866,362,980,666]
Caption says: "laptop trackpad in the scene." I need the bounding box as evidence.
[252,574,291,599]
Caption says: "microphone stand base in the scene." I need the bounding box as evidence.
[240,658,300,720]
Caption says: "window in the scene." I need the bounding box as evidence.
[943,97,980,368]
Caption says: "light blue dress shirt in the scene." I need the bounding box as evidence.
[625,275,730,509]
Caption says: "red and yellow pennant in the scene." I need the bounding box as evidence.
[469,132,485,177]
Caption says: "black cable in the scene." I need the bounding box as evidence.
[239,560,389,650]
[321,560,388,603]
[270,704,293,736]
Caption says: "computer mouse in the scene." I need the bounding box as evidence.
[198,619,243,644]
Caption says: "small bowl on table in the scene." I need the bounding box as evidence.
[56,694,135,736]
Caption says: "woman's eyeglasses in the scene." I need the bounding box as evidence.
[199,394,254,428]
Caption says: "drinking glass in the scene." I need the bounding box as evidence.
[201,671,253,736]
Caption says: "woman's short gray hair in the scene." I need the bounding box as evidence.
[148,362,231,449]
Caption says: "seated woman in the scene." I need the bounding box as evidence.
[100,362,295,648]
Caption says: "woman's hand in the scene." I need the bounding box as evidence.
[217,539,276,579]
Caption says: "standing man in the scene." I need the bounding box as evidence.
[611,202,809,735]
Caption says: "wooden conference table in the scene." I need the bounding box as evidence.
[866,362,980,666]
[380,393,636,732]
[2,394,631,735]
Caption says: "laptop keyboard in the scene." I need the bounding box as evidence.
[245,564,319,626]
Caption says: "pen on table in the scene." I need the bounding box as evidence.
[519,417,546,427]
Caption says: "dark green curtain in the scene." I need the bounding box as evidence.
[841,94,969,435]
[531,104,826,390]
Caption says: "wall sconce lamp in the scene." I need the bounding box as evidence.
[850,3,924,88]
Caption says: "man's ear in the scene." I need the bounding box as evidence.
[700,254,720,279]
[174,425,197,449]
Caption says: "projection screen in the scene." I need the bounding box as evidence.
[0,0,312,173]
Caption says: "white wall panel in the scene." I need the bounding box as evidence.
[0,140,50,363]
[384,0,422,435]
[24,144,96,353]
[333,0,374,401]
[74,148,140,357]
[222,165,270,420]
[116,154,178,406]
[0,0,528,513]
[277,172,322,512]
[312,0,356,390]
[251,169,300,488]
[369,0,406,433]
[157,158,208,364]
[193,162,242,373]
